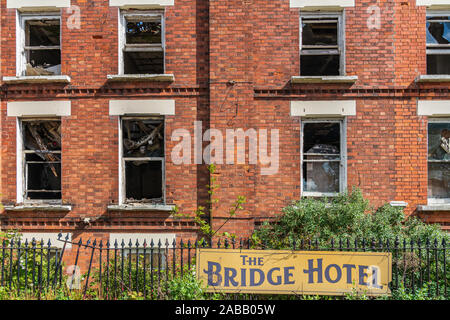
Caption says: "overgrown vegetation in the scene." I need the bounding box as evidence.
[252,188,449,249]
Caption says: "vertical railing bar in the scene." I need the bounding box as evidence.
[135,239,140,294]
[143,240,147,300]
[99,240,103,299]
[9,238,14,290]
[24,239,29,293]
[150,239,154,299]
[17,240,22,295]
[83,239,95,298]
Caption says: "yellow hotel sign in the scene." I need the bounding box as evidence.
[196,249,392,296]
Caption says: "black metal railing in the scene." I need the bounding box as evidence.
[0,234,448,299]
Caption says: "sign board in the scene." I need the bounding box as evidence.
[196,249,392,296]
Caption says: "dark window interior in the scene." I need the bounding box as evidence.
[125,161,163,202]
[426,16,450,75]
[124,51,164,74]
[23,121,62,201]
[301,18,340,76]
[302,122,341,194]
[126,20,161,44]
[302,22,338,46]
[124,17,163,74]
[300,55,340,76]
[122,118,164,203]
[25,19,61,76]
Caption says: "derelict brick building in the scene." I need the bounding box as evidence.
[1,0,450,267]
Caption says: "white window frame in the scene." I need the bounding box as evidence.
[300,118,347,197]
[17,118,62,204]
[119,116,166,205]
[299,12,345,76]
[427,118,450,204]
[118,9,165,75]
[426,11,450,75]
[16,11,62,77]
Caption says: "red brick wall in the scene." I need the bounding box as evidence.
[0,0,449,273]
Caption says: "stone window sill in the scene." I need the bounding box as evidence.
[417,204,450,211]
[3,75,71,84]
[416,75,450,83]
[291,75,358,84]
[107,74,175,82]
[3,204,72,212]
[107,204,176,212]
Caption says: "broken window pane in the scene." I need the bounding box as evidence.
[122,119,164,158]
[125,161,163,202]
[426,15,450,75]
[26,20,60,46]
[126,20,161,44]
[428,163,450,200]
[302,21,338,46]
[300,16,341,76]
[124,51,164,74]
[427,54,450,74]
[428,122,450,200]
[22,120,62,202]
[302,122,342,195]
[122,118,165,204]
[303,122,341,156]
[122,13,164,75]
[300,54,340,76]
[303,161,340,194]
[23,17,61,76]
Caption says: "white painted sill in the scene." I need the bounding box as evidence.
[3,75,71,84]
[107,74,175,82]
[416,75,450,83]
[107,204,176,212]
[3,204,72,212]
[291,76,358,84]
[417,204,450,211]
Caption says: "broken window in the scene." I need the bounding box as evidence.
[301,121,345,196]
[121,117,165,204]
[120,11,164,75]
[428,121,450,202]
[19,13,61,76]
[427,14,450,74]
[21,120,62,202]
[300,14,343,76]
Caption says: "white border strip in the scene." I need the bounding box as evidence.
[290,0,354,8]
[418,100,450,116]
[7,0,70,9]
[110,0,174,7]
[7,101,71,117]
[291,100,356,117]
[109,99,175,115]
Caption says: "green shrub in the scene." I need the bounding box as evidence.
[252,187,449,248]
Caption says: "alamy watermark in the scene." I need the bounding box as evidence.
[171,121,279,176]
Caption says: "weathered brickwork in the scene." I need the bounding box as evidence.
[0,0,449,270]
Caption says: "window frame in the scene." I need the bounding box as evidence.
[299,12,345,76]
[118,9,166,75]
[18,118,62,204]
[119,116,166,205]
[427,118,450,204]
[300,118,347,197]
[16,11,62,77]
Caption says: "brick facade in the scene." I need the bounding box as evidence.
[1,0,450,269]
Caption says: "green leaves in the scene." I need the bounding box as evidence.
[253,187,450,249]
